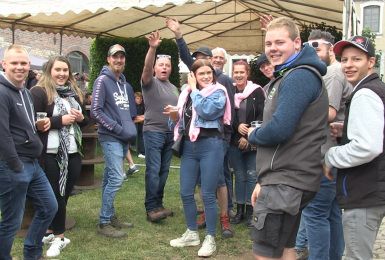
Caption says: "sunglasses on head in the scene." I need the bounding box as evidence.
[156,54,171,60]
[303,40,332,48]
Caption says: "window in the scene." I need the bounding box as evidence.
[363,5,380,32]
[68,51,89,74]
[361,1,384,35]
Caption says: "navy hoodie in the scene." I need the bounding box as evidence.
[91,66,137,144]
[0,72,43,172]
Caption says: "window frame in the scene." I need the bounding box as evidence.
[361,1,384,35]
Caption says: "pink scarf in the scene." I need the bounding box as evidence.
[174,82,232,142]
[234,81,263,109]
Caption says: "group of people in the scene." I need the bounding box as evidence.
[1,14,385,260]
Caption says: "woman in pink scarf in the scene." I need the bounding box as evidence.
[228,60,265,227]
[167,59,231,257]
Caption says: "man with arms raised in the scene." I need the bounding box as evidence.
[248,17,328,260]
[0,44,57,260]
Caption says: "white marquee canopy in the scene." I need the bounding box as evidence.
[0,0,344,54]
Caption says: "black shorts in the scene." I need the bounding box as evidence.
[251,185,315,258]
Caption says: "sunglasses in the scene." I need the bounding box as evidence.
[156,54,171,60]
[303,40,332,48]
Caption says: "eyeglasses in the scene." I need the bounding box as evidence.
[156,54,171,60]
[303,40,333,48]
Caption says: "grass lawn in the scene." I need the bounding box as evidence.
[11,154,254,259]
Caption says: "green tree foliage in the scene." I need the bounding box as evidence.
[89,37,180,92]
[300,22,342,44]
[362,27,382,69]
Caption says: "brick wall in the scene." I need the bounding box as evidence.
[0,28,92,60]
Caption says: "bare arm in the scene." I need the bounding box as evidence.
[141,31,161,86]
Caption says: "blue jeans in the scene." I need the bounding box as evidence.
[223,142,233,210]
[180,137,225,236]
[228,146,257,205]
[296,174,344,260]
[143,131,174,212]
[0,159,57,260]
[99,141,128,224]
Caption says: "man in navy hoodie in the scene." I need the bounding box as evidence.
[91,44,137,238]
[0,44,58,260]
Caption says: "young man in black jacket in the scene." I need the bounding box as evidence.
[324,36,385,260]
[0,44,57,260]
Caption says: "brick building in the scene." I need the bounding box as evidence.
[0,28,92,74]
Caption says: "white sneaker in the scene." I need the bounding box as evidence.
[170,229,200,247]
[138,154,145,159]
[46,237,70,257]
[42,233,55,244]
[198,235,216,257]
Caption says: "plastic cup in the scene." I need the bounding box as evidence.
[36,112,47,121]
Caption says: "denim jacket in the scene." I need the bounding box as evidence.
[184,89,226,131]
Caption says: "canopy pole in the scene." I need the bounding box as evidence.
[59,31,63,55]
[12,24,15,43]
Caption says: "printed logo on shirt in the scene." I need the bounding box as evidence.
[113,91,129,110]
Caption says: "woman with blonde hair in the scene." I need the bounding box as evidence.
[31,56,87,258]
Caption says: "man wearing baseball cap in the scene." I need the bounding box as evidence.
[324,36,385,259]
[255,53,274,94]
[91,44,137,238]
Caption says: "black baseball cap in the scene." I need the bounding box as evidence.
[333,36,375,57]
[108,44,126,56]
[255,53,269,68]
[192,47,213,58]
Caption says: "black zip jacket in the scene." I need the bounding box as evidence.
[0,73,43,172]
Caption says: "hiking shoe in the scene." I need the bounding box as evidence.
[46,237,70,257]
[138,154,145,159]
[170,229,200,247]
[147,209,167,222]
[157,207,174,217]
[296,247,309,260]
[111,215,133,229]
[198,235,216,257]
[97,223,127,238]
[220,214,234,238]
[126,165,139,176]
[42,233,55,244]
[196,212,206,229]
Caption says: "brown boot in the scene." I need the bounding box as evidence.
[97,223,127,238]
[220,214,234,238]
[196,212,206,229]
[157,207,174,217]
[110,215,134,229]
[147,209,167,222]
